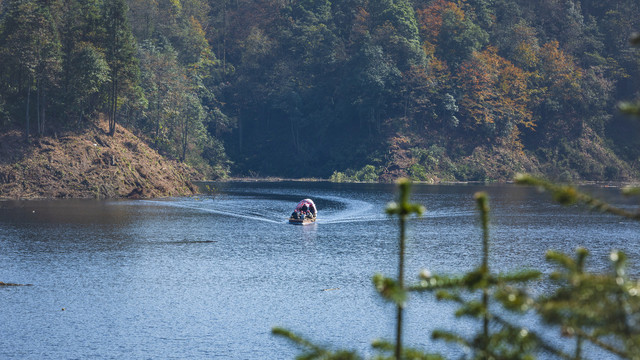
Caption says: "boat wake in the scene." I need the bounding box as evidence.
[184,204,284,224]
[315,195,388,224]
[140,192,388,225]
[141,199,285,224]
[138,191,472,226]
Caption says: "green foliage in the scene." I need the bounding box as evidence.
[211,0,638,179]
[370,0,425,69]
[408,145,454,181]
[370,339,444,360]
[373,273,407,306]
[406,192,554,359]
[329,165,381,183]
[516,177,640,359]
[356,165,379,182]
[619,101,640,117]
[329,171,348,183]
[515,174,640,219]
[65,42,109,121]
[103,0,139,136]
[437,5,488,66]
[407,163,428,181]
[539,249,640,358]
[385,179,426,218]
[273,327,362,360]
[618,32,640,117]
[0,0,639,181]
[0,0,63,136]
[275,177,640,359]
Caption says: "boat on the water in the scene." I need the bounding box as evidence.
[289,199,317,225]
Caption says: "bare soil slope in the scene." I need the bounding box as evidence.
[0,120,199,199]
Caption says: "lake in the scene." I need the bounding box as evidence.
[1,182,639,359]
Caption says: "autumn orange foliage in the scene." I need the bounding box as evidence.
[456,47,534,146]
[538,41,583,101]
[415,0,464,57]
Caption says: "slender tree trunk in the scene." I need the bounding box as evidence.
[110,70,118,136]
[477,193,491,354]
[158,100,163,146]
[109,77,113,134]
[112,91,117,135]
[36,80,41,135]
[41,87,46,136]
[108,13,119,136]
[25,85,31,141]
[36,82,47,136]
[238,112,243,151]
[181,119,188,161]
[155,99,160,146]
[395,214,406,360]
[222,1,227,76]
[290,117,299,154]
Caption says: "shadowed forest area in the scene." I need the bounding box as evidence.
[0,0,639,182]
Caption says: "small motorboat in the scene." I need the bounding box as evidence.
[289,199,317,225]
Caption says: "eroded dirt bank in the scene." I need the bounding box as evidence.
[0,121,200,199]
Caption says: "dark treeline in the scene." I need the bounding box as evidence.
[0,0,230,176]
[0,0,639,180]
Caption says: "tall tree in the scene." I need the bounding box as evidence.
[33,1,62,136]
[534,40,585,140]
[0,0,62,138]
[128,0,158,41]
[417,0,487,66]
[178,92,205,161]
[103,0,138,136]
[65,42,109,122]
[369,0,425,70]
[138,40,185,152]
[58,0,107,123]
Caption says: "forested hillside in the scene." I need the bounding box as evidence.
[1,0,639,182]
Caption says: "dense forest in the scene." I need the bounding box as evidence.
[0,0,639,181]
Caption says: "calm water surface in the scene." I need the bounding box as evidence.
[1,182,639,359]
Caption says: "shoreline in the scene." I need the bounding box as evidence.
[4,176,637,202]
[199,177,638,187]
